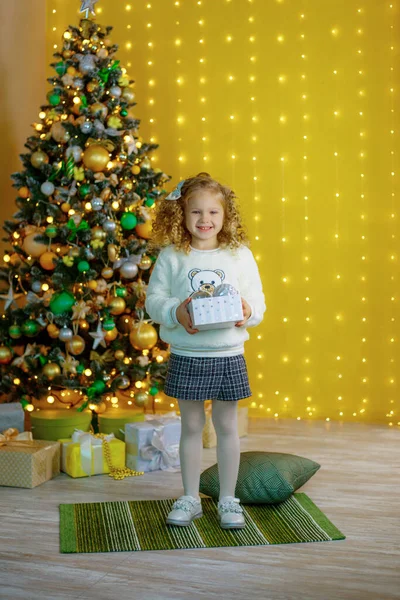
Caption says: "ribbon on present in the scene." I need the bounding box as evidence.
[139,425,180,472]
[0,428,34,447]
[66,429,115,476]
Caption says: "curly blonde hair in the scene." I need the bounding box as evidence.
[148,172,250,254]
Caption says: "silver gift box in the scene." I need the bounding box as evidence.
[187,294,243,331]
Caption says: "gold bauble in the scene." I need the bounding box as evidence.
[42,362,61,380]
[86,81,98,93]
[39,251,57,270]
[117,315,133,334]
[61,202,71,213]
[135,220,153,240]
[18,187,30,198]
[31,151,49,169]
[104,327,118,342]
[68,247,80,258]
[129,322,158,350]
[0,346,13,365]
[67,67,76,75]
[90,102,108,118]
[140,158,151,170]
[122,87,135,103]
[131,165,141,175]
[114,349,125,360]
[100,187,112,201]
[108,297,126,315]
[88,279,98,290]
[101,266,114,279]
[138,255,152,270]
[66,335,85,355]
[47,323,60,339]
[119,179,133,192]
[134,391,149,408]
[63,50,73,58]
[94,401,107,414]
[83,145,110,172]
[91,226,107,240]
[107,244,117,262]
[23,232,47,258]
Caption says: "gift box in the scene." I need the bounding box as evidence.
[98,408,145,441]
[0,429,60,488]
[0,402,25,433]
[59,430,125,478]
[203,405,249,448]
[187,294,243,331]
[125,415,181,472]
[30,409,92,441]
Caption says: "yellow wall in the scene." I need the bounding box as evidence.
[40,0,399,425]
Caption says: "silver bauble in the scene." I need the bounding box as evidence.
[109,86,122,97]
[91,197,104,211]
[103,219,117,233]
[80,121,92,134]
[120,262,138,279]
[40,181,55,196]
[79,54,96,75]
[59,326,73,342]
[117,375,130,389]
[213,283,239,297]
[31,280,42,293]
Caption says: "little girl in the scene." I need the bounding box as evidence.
[145,172,266,529]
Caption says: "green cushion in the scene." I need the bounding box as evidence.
[199,451,321,504]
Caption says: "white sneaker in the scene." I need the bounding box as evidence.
[166,495,203,526]
[218,496,245,529]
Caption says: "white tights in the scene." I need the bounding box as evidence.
[177,399,240,501]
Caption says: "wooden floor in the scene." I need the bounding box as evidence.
[0,417,399,600]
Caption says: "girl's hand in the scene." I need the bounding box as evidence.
[235,297,252,327]
[176,297,199,334]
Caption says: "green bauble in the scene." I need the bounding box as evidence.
[116,287,127,298]
[120,109,128,117]
[45,225,58,239]
[149,386,159,396]
[92,380,106,394]
[79,184,91,198]
[50,291,75,315]
[47,92,61,106]
[120,212,138,230]
[55,62,67,76]
[77,260,90,273]
[76,364,85,375]
[22,319,40,337]
[9,325,22,339]
[102,317,115,331]
[145,197,155,207]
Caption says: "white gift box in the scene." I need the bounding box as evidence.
[187,294,243,331]
[125,416,181,473]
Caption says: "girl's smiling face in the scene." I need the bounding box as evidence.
[184,189,224,249]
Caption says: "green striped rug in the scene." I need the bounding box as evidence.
[59,493,345,553]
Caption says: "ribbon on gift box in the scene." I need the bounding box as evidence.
[139,425,180,472]
[0,428,34,447]
[64,429,115,476]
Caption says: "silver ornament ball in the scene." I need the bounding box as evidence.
[59,327,73,342]
[91,197,104,211]
[120,262,138,279]
[80,121,92,134]
[40,181,55,196]
[103,219,117,233]
[31,281,42,293]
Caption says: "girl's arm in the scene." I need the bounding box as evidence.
[239,247,267,328]
[145,250,181,329]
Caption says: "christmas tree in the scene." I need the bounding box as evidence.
[0,2,170,418]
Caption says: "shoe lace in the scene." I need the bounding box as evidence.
[218,497,243,514]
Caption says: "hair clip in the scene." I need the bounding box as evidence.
[165,179,185,200]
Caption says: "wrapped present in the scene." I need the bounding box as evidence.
[187,284,243,331]
[31,409,92,441]
[125,415,181,473]
[203,405,249,448]
[0,428,60,488]
[0,402,25,433]
[59,430,126,478]
[98,408,145,440]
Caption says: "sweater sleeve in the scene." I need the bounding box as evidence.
[144,249,181,329]
[238,246,266,328]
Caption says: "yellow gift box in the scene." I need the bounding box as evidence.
[0,429,60,488]
[59,430,125,478]
[203,405,248,448]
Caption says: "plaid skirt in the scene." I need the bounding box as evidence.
[163,353,252,401]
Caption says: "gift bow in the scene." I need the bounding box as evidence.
[67,218,90,240]
[98,60,120,84]
[0,428,33,447]
[139,425,180,472]
[70,429,115,476]
[86,137,115,152]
